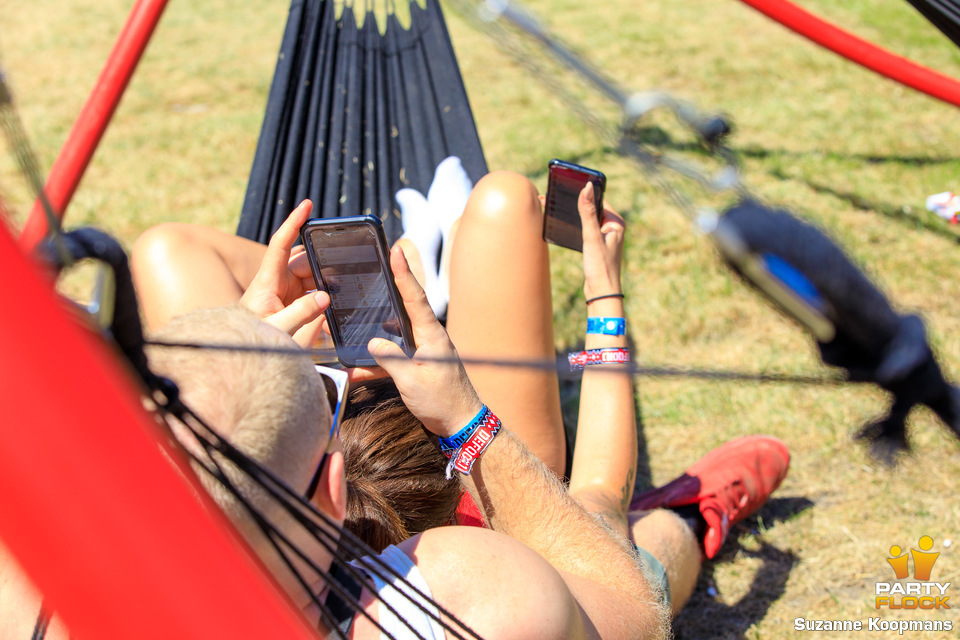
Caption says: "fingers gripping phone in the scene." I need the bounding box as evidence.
[543,159,606,252]
[300,216,415,368]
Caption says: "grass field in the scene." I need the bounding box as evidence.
[3,1,960,638]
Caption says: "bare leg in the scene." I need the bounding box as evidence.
[132,188,564,475]
[629,509,701,616]
[131,223,268,331]
[444,171,566,475]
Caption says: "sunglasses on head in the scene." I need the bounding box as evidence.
[305,364,349,500]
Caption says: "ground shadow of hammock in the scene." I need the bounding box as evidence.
[632,125,960,170]
[738,145,960,168]
[625,126,960,244]
[767,169,960,245]
[672,496,812,640]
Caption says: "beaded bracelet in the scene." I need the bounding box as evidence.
[567,347,631,370]
[439,405,502,478]
[587,317,626,336]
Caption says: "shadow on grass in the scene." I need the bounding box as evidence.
[614,126,960,245]
[626,126,960,169]
[767,169,960,246]
[672,496,813,640]
[737,144,960,168]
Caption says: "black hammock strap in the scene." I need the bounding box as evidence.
[237,0,488,245]
[904,0,960,50]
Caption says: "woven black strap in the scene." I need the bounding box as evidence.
[323,561,365,637]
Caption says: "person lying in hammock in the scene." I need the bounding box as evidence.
[2,167,789,639]
[151,267,673,637]
[130,164,790,614]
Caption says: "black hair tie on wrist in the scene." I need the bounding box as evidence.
[585,293,625,305]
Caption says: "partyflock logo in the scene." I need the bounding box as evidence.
[794,536,952,633]
[876,536,950,610]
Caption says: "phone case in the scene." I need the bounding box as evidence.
[542,159,606,252]
[300,216,415,367]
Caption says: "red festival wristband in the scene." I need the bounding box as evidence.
[567,347,631,370]
[444,405,502,478]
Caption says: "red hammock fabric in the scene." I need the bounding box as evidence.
[0,220,315,639]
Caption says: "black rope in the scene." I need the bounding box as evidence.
[153,380,485,640]
[0,65,72,268]
[157,393,417,640]
[30,600,51,640]
[145,338,853,387]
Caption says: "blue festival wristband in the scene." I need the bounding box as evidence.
[443,406,502,478]
[439,405,489,453]
[587,317,626,336]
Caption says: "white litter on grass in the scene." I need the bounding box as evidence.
[926,191,960,223]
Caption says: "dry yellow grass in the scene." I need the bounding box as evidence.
[2,1,960,638]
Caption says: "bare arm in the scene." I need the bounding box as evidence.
[369,246,667,639]
[567,182,637,537]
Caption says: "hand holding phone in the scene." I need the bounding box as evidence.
[366,246,483,438]
[578,181,627,303]
[239,199,327,348]
[300,216,415,368]
[543,159,606,252]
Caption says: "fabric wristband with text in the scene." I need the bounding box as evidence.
[567,347,631,370]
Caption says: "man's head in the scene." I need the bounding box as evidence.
[147,304,341,533]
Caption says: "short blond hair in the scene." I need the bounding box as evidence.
[147,304,329,524]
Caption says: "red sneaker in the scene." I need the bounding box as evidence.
[630,435,790,559]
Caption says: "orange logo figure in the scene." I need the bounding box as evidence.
[911,536,940,581]
[887,545,910,580]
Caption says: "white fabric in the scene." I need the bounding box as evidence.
[353,545,445,640]
[394,155,473,319]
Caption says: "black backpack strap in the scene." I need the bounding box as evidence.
[323,561,366,637]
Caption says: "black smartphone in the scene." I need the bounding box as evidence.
[300,215,415,368]
[543,159,606,252]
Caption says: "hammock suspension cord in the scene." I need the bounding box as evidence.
[150,376,486,640]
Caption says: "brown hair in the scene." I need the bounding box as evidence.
[339,378,461,553]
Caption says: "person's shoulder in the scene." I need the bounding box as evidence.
[397,527,588,640]
[0,543,70,640]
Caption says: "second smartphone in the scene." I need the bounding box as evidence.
[300,215,415,368]
[542,159,606,252]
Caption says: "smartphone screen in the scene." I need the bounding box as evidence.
[543,159,606,252]
[301,216,414,367]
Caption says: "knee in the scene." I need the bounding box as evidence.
[464,171,541,227]
[629,508,698,553]
[130,223,216,294]
[131,223,199,271]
